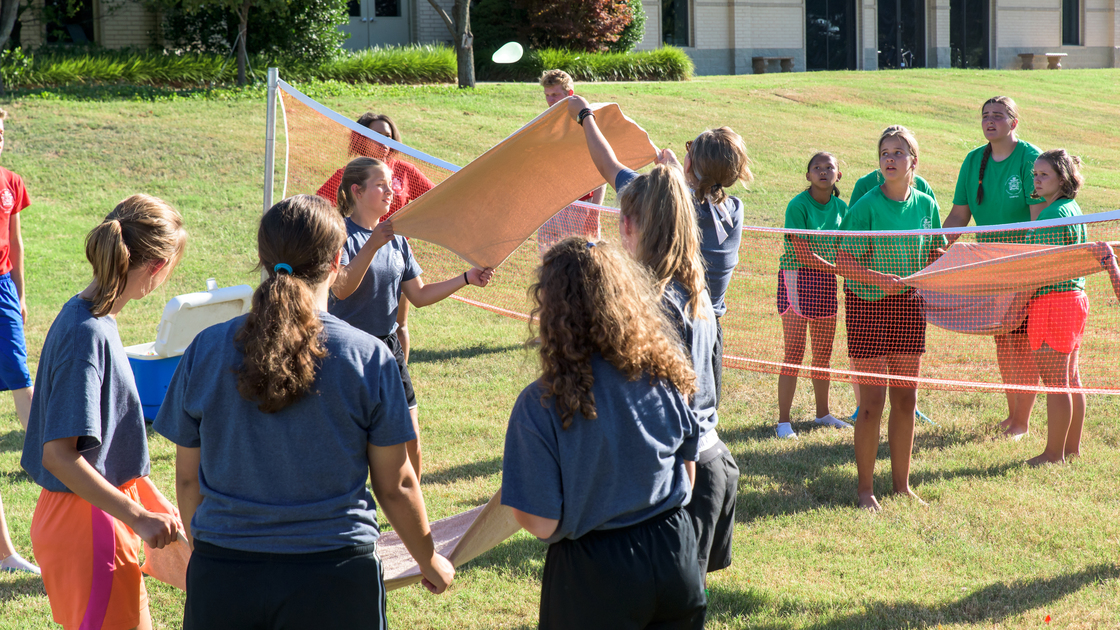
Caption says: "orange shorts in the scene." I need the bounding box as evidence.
[30,478,148,630]
[1027,291,1089,354]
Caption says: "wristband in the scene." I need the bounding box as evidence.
[577,108,594,126]
[464,271,470,286]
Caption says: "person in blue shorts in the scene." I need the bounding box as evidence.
[503,237,705,630]
[155,195,454,629]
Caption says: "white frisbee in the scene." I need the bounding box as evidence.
[492,42,524,64]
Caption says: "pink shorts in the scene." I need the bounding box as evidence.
[1027,291,1089,354]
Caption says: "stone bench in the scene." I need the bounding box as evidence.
[1018,52,1068,70]
[752,57,794,74]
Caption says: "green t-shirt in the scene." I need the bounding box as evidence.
[779,189,848,270]
[1030,198,1087,295]
[952,140,1043,243]
[849,171,936,207]
[839,186,948,302]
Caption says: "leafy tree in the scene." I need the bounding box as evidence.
[426,0,474,88]
[608,0,645,53]
[176,0,285,84]
[521,0,631,53]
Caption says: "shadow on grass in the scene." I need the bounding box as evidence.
[0,573,46,604]
[708,563,1120,629]
[424,456,503,486]
[409,343,523,364]
[724,423,1021,522]
[458,531,544,581]
[0,429,24,453]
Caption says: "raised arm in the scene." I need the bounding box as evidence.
[332,222,394,300]
[400,267,494,308]
[368,442,454,594]
[942,204,973,245]
[1095,242,1120,301]
[567,95,627,191]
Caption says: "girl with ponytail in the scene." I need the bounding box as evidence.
[570,97,739,583]
[329,156,494,482]
[21,194,186,630]
[154,195,453,629]
[945,96,1044,439]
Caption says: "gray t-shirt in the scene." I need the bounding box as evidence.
[614,169,742,317]
[153,313,416,554]
[330,218,422,338]
[22,296,150,492]
[501,354,699,544]
[661,280,720,441]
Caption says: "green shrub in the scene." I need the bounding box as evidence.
[478,46,693,82]
[154,0,348,65]
[608,0,646,53]
[312,46,456,84]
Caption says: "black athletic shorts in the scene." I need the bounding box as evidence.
[377,330,417,409]
[685,440,739,575]
[184,540,385,630]
[540,507,706,630]
[845,288,927,360]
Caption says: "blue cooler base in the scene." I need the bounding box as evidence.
[127,355,182,421]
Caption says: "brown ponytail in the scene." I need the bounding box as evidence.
[235,194,346,413]
[688,126,753,206]
[84,194,187,317]
[335,157,391,218]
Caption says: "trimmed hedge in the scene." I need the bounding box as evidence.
[2,44,690,88]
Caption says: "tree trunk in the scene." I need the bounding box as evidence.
[0,0,19,96]
[237,0,251,85]
[452,0,474,88]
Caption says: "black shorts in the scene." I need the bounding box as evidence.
[845,288,927,360]
[377,330,417,409]
[184,540,385,630]
[540,508,706,630]
[685,440,739,574]
[776,268,839,319]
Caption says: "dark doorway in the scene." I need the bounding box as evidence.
[878,0,925,68]
[43,0,95,44]
[951,0,989,68]
[663,0,690,47]
[807,0,857,70]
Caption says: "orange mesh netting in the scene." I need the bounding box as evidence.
[275,79,1120,395]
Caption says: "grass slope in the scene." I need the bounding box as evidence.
[2,69,1120,629]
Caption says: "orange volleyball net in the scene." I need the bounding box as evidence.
[268,76,1120,395]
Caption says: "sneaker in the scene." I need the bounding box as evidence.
[0,552,41,575]
[776,422,798,440]
[815,413,853,429]
[850,406,859,422]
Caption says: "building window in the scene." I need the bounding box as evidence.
[348,0,361,17]
[663,0,690,47]
[375,0,400,17]
[1062,0,1079,45]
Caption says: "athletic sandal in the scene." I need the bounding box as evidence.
[0,552,41,575]
[815,414,853,429]
[776,422,798,440]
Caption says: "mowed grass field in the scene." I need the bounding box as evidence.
[1,68,1120,629]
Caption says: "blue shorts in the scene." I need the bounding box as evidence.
[0,273,31,391]
[776,268,838,320]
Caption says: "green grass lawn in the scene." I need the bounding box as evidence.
[2,69,1120,629]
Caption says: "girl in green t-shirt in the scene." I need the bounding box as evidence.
[1025,149,1090,467]
[775,152,851,439]
[944,96,1043,440]
[835,126,944,511]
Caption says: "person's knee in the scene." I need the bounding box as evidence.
[861,388,887,411]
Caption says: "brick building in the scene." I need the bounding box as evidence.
[19,0,1120,73]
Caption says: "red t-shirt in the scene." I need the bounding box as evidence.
[0,167,30,275]
[317,159,435,221]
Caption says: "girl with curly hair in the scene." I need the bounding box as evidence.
[501,237,706,630]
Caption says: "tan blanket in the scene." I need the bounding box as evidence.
[390,100,657,269]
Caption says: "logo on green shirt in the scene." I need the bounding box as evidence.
[1006,176,1022,196]
[922,217,932,229]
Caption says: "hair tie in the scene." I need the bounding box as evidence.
[586,241,596,249]
[274,263,293,275]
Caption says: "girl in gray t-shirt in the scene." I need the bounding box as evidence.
[21,195,187,630]
[502,238,705,629]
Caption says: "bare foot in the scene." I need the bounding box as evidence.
[1027,453,1064,467]
[857,492,881,512]
[1002,426,1029,441]
[1064,450,1080,461]
[998,416,1013,431]
[891,488,928,506]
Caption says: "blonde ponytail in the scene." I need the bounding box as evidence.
[84,194,187,317]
